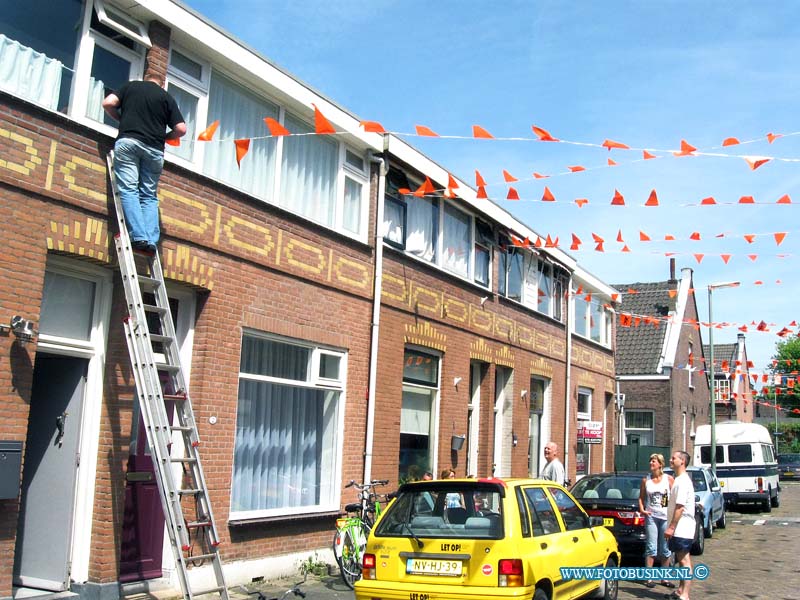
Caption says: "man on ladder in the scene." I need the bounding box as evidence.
[102,68,186,252]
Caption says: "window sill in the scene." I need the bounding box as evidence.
[383,242,492,294]
[228,509,340,526]
[497,294,566,327]
[571,332,612,352]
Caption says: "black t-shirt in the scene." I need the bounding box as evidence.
[115,80,184,151]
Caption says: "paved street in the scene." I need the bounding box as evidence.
[244,482,800,600]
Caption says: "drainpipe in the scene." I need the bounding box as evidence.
[564,273,574,477]
[363,143,388,485]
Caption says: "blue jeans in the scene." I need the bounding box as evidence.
[645,515,671,559]
[114,137,164,246]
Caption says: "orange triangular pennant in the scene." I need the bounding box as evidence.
[568,165,586,172]
[607,158,617,166]
[542,186,555,202]
[197,120,220,141]
[673,139,697,156]
[748,254,758,262]
[639,231,651,242]
[473,125,494,139]
[739,195,755,204]
[700,196,717,205]
[360,120,386,133]
[413,177,436,197]
[447,174,459,190]
[476,186,488,199]
[312,104,336,134]
[503,169,518,182]
[533,172,549,179]
[776,194,792,204]
[532,125,558,142]
[642,150,656,159]
[616,229,624,243]
[621,245,631,253]
[774,232,787,246]
[234,138,250,168]
[745,156,771,170]
[165,137,180,147]
[592,233,604,243]
[475,170,487,187]
[415,125,439,137]
[767,132,782,143]
[595,242,605,252]
[602,139,630,151]
[694,253,704,263]
[744,234,756,243]
[574,198,588,207]
[721,254,732,264]
[689,232,701,241]
[644,189,659,206]
[664,234,675,241]
[722,137,740,146]
[264,117,291,136]
[610,189,625,206]
[507,187,520,200]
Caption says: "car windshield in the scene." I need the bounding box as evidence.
[689,471,708,491]
[571,475,643,501]
[778,454,800,464]
[374,482,504,540]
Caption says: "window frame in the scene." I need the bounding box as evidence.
[93,0,151,48]
[624,410,655,446]
[577,387,592,421]
[399,347,441,481]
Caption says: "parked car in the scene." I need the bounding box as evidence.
[665,466,726,538]
[571,472,706,560]
[778,453,800,481]
[354,478,620,600]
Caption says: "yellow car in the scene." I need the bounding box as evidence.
[354,478,620,600]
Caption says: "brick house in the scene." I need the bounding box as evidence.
[0,1,618,599]
[614,263,710,455]
[703,333,755,423]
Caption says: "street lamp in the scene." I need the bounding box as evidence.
[708,281,740,476]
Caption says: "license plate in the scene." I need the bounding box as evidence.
[603,517,614,527]
[784,471,794,476]
[406,558,462,576]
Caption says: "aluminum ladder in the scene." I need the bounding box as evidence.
[106,153,228,600]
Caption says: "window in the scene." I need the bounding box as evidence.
[573,286,612,346]
[231,334,344,517]
[442,203,470,277]
[499,248,523,301]
[624,410,654,446]
[399,348,440,482]
[406,195,438,263]
[474,219,492,287]
[537,261,552,315]
[524,487,561,536]
[94,0,151,48]
[728,444,752,463]
[699,446,724,465]
[166,48,209,163]
[341,147,367,235]
[714,378,730,404]
[577,387,592,421]
[549,487,589,531]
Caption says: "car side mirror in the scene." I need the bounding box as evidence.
[589,516,605,528]
[694,494,701,503]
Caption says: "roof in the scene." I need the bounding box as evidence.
[612,280,674,375]
[702,343,738,370]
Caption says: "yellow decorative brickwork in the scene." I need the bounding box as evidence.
[470,338,493,363]
[46,218,110,262]
[0,129,41,175]
[163,245,215,290]
[60,156,106,201]
[404,321,446,352]
[495,345,515,368]
[530,356,554,378]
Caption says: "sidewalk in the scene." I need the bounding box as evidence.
[239,574,353,600]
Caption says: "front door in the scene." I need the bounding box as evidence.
[14,354,87,591]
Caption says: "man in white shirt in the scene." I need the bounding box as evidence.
[540,442,566,485]
[665,450,696,600]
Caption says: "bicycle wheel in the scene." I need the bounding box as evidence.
[339,522,370,589]
[332,527,344,569]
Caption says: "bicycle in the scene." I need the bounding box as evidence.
[332,479,389,589]
[242,584,306,600]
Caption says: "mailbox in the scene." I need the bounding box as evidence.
[0,441,23,500]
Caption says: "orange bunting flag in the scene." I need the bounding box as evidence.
[574,198,589,207]
[602,139,630,151]
[616,229,624,243]
[642,150,656,160]
[743,234,756,244]
[739,325,748,332]
[611,189,625,206]
[234,138,250,168]
[611,293,620,302]
[673,139,697,156]
[664,234,675,241]
[568,165,586,172]
[748,254,758,261]
[754,280,764,285]
[694,253,704,264]
[621,245,631,253]
[776,194,792,204]
[591,232,604,243]
[700,196,717,205]
[447,174,459,190]
[507,187,520,200]
[413,177,436,197]
[767,132,782,143]
[264,117,290,136]
[668,289,678,298]
[745,156,770,170]
[542,186,556,202]
[472,125,494,139]
[639,231,651,242]
[779,328,793,338]
[545,234,558,248]
[595,242,605,252]
[774,232,787,245]
[607,158,617,166]
[533,172,549,179]
[534,236,543,248]
[722,137,740,146]
[757,320,768,332]
[312,104,336,134]
[644,189,659,206]
[476,186,488,199]
[739,195,755,204]
[532,125,558,142]
[721,254,732,264]
[503,169,518,182]
[443,187,457,199]
[360,120,385,133]
[689,232,701,241]
[415,125,439,137]
[165,137,180,147]
[620,313,633,327]
[571,233,582,250]
[197,120,220,141]
[475,170,487,187]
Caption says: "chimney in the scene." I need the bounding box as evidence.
[668,258,676,283]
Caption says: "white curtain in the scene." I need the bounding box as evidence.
[538,262,552,314]
[442,204,470,277]
[86,77,105,122]
[0,34,62,110]
[406,195,437,262]
[203,72,278,200]
[280,113,337,227]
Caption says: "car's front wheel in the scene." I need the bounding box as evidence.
[704,514,713,538]
[590,557,619,599]
[690,520,705,555]
[716,506,727,529]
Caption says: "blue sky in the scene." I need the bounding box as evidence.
[185,0,800,375]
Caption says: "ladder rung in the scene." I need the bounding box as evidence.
[186,520,212,528]
[171,425,192,432]
[164,393,188,401]
[150,333,175,345]
[190,586,225,597]
[143,304,168,315]
[137,275,161,290]
[171,457,197,464]
[156,363,180,373]
[186,552,218,562]
[178,488,203,495]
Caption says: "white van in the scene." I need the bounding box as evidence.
[693,421,779,511]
